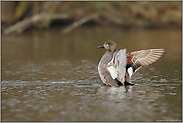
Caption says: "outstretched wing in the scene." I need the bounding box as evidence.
[107,49,127,84]
[127,48,166,74]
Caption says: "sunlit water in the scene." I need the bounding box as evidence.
[1,27,182,122]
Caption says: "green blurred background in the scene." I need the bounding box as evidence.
[1,1,182,34]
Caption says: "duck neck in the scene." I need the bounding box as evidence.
[108,49,116,53]
[100,51,113,65]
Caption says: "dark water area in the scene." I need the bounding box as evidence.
[1,26,182,122]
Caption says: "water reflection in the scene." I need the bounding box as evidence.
[96,82,181,121]
[97,86,134,100]
[1,27,182,121]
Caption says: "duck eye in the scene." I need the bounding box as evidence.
[105,42,108,45]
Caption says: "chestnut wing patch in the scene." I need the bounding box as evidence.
[127,48,166,73]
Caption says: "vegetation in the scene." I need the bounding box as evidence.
[1,1,182,34]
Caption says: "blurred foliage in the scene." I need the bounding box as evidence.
[1,1,182,30]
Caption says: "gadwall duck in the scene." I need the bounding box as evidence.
[98,40,166,86]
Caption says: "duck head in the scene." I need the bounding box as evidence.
[98,40,117,52]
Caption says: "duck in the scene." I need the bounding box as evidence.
[97,40,166,86]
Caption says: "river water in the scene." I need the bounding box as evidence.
[1,26,182,122]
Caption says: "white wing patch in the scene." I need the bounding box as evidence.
[107,49,127,83]
[107,66,118,79]
[127,67,133,78]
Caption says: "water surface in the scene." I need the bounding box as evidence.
[1,27,182,122]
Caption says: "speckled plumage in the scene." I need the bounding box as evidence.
[98,40,166,86]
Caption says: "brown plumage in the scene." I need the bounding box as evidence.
[98,40,167,86]
[126,48,167,72]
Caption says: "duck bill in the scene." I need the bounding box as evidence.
[97,45,104,48]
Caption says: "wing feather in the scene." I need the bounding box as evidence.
[107,49,127,83]
[129,48,166,67]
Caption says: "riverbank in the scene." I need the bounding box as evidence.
[1,1,182,35]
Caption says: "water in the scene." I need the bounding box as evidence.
[1,26,182,122]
